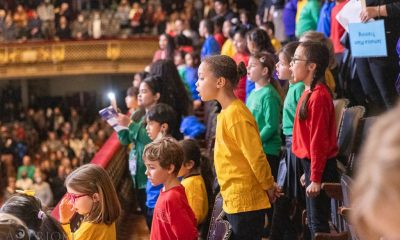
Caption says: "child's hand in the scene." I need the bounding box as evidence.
[300,174,306,187]
[306,181,321,198]
[267,183,283,203]
[59,196,75,224]
[117,114,131,127]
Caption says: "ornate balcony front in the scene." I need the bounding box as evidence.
[0,38,158,79]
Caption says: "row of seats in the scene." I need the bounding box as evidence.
[312,99,377,240]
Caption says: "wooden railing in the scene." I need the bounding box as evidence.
[0,38,158,79]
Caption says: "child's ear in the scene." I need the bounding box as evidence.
[154,92,161,102]
[185,160,195,169]
[307,62,317,73]
[161,123,169,133]
[92,193,100,203]
[167,164,175,174]
[216,77,226,88]
[262,66,269,77]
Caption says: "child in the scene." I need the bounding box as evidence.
[246,51,284,178]
[232,27,250,101]
[246,50,284,237]
[199,19,221,59]
[290,41,338,237]
[125,86,139,115]
[246,28,275,55]
[277,42,304,201]
[174,50,187,82]
[59,164,121,240]
[184,52,202,110]
[221,19,236,57]
[143,138,197,239]
[270,41,305,239]
[117,76,163,230]
[145,103,180,141]
[153,33,176,62]
[351,104,400,240]
[300,31,337,94]
[178,139,210,225]
[196,55,279,239]
[1,193,66,239]
[263,21,282,53]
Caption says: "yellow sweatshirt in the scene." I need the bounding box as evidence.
[62,221,116,240]
[181,174,209,225]
[214,99,275,214]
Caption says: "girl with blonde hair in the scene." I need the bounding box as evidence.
[59,164,121,240]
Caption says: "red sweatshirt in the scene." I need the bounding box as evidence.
[233,52,249,102]
[292,84,338,183]
[150,185,197,240]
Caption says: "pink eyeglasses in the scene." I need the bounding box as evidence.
[67,193,89,203]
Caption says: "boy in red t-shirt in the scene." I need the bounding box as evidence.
[143,137,197,240]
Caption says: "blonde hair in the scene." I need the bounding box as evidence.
[351,103,400,239]
[300,31,337,69]
[65,164,121,225]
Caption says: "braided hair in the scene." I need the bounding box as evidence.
[298,41,330,120]
[203,55,247,89]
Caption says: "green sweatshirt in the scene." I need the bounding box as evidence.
[246,84,282,157]
[117,114,151,189]
[282,82,305,136]
[295,0,321,37]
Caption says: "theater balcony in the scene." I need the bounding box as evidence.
[0,37,158,79]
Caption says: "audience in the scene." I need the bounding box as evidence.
[0,1,399,239]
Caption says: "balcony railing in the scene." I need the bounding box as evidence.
[0,38,158,79]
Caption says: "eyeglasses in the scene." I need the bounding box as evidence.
[290,57,309,64]
[67,193,89,203]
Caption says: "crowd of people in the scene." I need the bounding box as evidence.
[0,105,113,209]
[1,0,400,240]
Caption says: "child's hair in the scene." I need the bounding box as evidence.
[185,51,200,67]
[132,75,163,122]
[150,59,192,119]
[174,50,186,65]
[300,31,336,69]
[350,104,400,239]
[146,103,180,139]
[64,164,121,225]
[203,55,247,88]
[143,137,184,176]
[264,21,275,36]
[0,194,66,239]
[278,41,300,63]
[0,213,30,240]
[246,28,275,54]
[251,51,285,101]
[179,139,213,195]
[233,26,248,40]
[160,33,176,61]
[201,19,214,35]
[127,86,139,98]
[213,16,225,34]
[298,42,330,120]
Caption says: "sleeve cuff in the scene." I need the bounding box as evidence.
[261,175,275,190]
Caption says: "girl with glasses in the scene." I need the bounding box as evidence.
[290,41,339,237]
[59,164,121,240]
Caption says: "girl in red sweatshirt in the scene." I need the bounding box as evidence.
[290,41,339,237]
